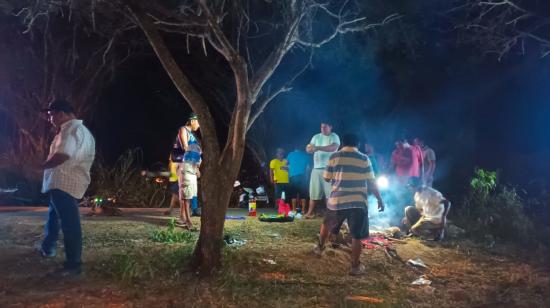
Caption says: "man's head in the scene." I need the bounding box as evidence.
[42,99,75,128]
[395,140,404,149]
[276,148,285,159]
[320,121,333,136]
[186,113,200,131]
[341,133,359,148]
[413,138,424,147]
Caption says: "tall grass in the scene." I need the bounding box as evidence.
[89,148,169,207]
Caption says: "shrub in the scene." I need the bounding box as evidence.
[151,218,197,244]
[89,148,170,207]
[456,168,536,244]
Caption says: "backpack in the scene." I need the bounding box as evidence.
[170,128,186,163]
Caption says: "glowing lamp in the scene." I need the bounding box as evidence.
[376,176,389,190]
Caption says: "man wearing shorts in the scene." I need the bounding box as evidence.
[312,133,384,275]
[173,113,201,230]
[304,121,340,218]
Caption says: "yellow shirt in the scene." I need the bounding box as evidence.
[269,159,289,184]
[169,160,178,182]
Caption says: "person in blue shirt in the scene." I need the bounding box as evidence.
[286,147,311,213]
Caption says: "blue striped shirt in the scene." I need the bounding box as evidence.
[323,147,374,210]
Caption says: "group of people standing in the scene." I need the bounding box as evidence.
[269,121,450,275]
[391,138,436,187]
[35,99,447,278]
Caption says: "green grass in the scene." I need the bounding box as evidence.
[79,214,550,307]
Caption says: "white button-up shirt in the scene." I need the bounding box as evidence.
[42,119,96,199]
[414,187,445,224]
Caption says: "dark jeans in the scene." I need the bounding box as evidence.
[41,189,82,269]
[274,183,289,201]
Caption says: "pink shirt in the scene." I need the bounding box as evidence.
[409,145,423,177]
[391,148,412,177]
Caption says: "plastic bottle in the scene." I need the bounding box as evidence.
[248,197,257,217]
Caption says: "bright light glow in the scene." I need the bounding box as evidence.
[377,176,389,190]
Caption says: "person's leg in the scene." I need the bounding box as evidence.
[50,189,82,270]
[350,238,362,268]
[313,209,339,255]
[274,184,281,202]
[183,199,194,229]
[306,169,322,218]
[191,196,200,216]
[347,208,369,275]
[403,206,421,232]
[411,219,441,238]
[165,182,179,215]
[41,193,60,256]
[165,193,179,215]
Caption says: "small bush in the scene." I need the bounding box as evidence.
[89,148,170,207]
[151,218,197,244]
[456,168,536,244]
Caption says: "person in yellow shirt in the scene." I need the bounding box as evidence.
[163,157,180,216]
[269,148,289,202]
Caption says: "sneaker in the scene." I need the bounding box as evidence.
[349,264,366,276]
[191,210,201,217]
[46,266,82,279]
[310,244,325,257]
[36,244,56,258]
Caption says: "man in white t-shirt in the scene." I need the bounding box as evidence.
[38,99,96,277]
[414,138,436,187]
[402,178,450,239]
[304,121,340,218]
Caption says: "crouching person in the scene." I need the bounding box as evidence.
[312,134,384,276]
[402,178,451,240]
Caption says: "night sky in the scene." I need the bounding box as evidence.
[89,30,550,199]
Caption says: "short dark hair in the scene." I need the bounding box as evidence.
[42,99,74,114]
[341,133,359,147]
[320,120,332,127]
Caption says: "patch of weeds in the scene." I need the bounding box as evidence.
[95,246,194,285]
[456,168,537,244]
[151,218,197,244]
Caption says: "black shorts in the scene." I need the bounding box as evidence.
[168,182,179,195]
[288,174,308,197]
[323,207,369,240]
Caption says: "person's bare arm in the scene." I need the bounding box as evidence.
[313,143,339,152]
[41,153,70,169]
[367,179,384,212]
[426,160,436,177]
[178,127,190,151]
[269,169,275,184]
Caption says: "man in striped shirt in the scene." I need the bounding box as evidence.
[312,133,384,276]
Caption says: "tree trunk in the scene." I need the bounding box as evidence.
[192,159,242,274]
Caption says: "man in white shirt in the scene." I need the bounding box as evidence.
[38,100,96,277]
[304,121,340,218]
[414,138,436,187]
[402,178,450,239]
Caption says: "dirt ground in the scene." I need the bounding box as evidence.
[0,207,549,308]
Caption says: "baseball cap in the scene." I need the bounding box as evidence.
[42,99,74,114]
[188,113,199,120]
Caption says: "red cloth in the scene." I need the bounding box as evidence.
[277,199,291,216]
[361,236,391,249]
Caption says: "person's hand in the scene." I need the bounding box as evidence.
[196,169,201,178]
[377,199,385,212]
